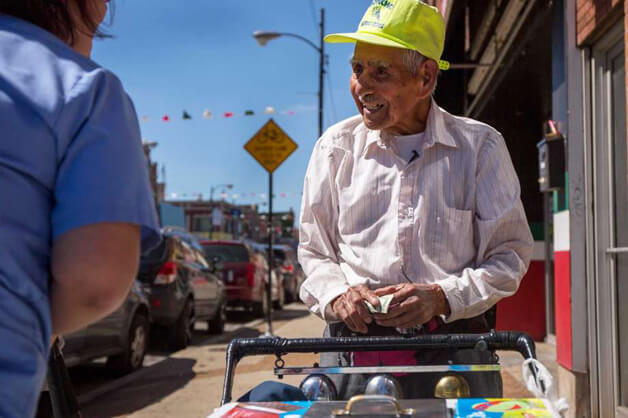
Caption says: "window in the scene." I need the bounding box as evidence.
[202,244,249,262]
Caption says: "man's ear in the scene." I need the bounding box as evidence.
[418,59,438,98]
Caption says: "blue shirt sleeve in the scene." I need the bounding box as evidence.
[52,68,160,251]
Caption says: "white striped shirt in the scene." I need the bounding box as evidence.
[298,100,534,324]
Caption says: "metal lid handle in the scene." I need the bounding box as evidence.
[333,394,414,416]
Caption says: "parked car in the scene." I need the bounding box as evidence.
[272,244,305,303]
[62,281,151,374]
[200,240,283,317]
[138,231,227,350]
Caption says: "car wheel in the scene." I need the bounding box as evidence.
[208,300,226,335]
[169,299,194,350]
[252,291,269,318]
[289,279,299,304]
[273,285,285,311]
[284,279,295,304]
[107,313,149,375]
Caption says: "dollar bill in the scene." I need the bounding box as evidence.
[364,294,394,314]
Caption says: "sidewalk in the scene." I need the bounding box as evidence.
[498,340,557,398]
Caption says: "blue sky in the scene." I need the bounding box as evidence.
[92,0,372,219]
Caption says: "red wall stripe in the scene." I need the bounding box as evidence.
[554,250,572,369]
[497,260,547,341]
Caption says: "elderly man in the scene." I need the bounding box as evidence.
[298,0,534,400]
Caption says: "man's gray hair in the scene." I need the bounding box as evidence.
[402,49,438,91]
[402,49,426,76]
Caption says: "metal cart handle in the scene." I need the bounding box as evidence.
[333,394,415,416]
[220,330,537,404]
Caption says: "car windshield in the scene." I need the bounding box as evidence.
[272,249,286,262]
[203,244,249,262]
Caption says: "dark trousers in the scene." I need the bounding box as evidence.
[320,309,502,400]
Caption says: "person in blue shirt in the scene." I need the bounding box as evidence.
[0,1,160,416]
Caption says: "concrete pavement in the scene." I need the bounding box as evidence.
[80,305,326,417]
[79,304,557,417]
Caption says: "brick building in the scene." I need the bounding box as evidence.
[142,141,165,210]
[258,209,297,240]
[435,0,626,415]
[166,200,264,241]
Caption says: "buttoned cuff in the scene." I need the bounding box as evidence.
[436,277,466,323]
[319,283,350,322]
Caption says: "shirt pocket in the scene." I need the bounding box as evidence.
[424,206,476,273]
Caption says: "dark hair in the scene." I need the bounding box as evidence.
[0,0,110,44]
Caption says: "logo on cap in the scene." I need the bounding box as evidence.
[362,0,395,28]
[372,0,394,8]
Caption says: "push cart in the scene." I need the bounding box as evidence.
[211,331,566,417]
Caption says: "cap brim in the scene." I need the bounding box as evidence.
[324,32,408,50]
[325,32,450,71]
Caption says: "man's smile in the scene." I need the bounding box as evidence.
[359,96,386,114]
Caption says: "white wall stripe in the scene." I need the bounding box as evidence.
[553,210,570,252]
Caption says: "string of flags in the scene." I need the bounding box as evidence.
[168,191,303,200]
[142,105,304,123]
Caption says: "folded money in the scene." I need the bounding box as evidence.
[364,294,394,314]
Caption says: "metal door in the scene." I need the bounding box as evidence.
[591,21,627,418]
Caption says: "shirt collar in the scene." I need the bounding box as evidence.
[361,99,458,158]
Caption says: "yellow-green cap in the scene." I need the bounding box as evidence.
[325,0,450,70]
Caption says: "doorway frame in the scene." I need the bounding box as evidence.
[587,19,627,418]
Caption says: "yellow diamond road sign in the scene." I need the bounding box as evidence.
[244,119,298,173]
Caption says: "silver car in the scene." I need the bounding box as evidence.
[62,281,151,374]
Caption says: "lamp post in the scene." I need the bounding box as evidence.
[253,8,325,138]
[209,184,233,239]
[210,183,233,203]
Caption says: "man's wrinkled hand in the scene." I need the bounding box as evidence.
[373,283,450,329]
[330,284,379,334]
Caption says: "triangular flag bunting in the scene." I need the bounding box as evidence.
[244,110,254,116]
[183,110,192,120]
[223,112,233,118]
[264,106,275,115]
[162,115,170,122]
[203,110,212,120]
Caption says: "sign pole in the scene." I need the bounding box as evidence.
[243,118,298,338]
[265,172,274,337]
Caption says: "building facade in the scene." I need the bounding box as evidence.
[437,1,626,416]
[164,200,296,243]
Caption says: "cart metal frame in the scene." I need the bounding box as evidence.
[220,330,540,404]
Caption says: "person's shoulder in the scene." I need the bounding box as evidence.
[438,107,504,150]
[0,16,113,123]
[443,110,502,139]
[315,114,364,151]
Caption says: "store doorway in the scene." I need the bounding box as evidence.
[590,21,627,418]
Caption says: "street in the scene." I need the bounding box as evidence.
[68,303,556,418]
[73,304,325,418]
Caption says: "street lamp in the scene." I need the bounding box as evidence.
[253,8,325,138]
[210,184,233,203]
